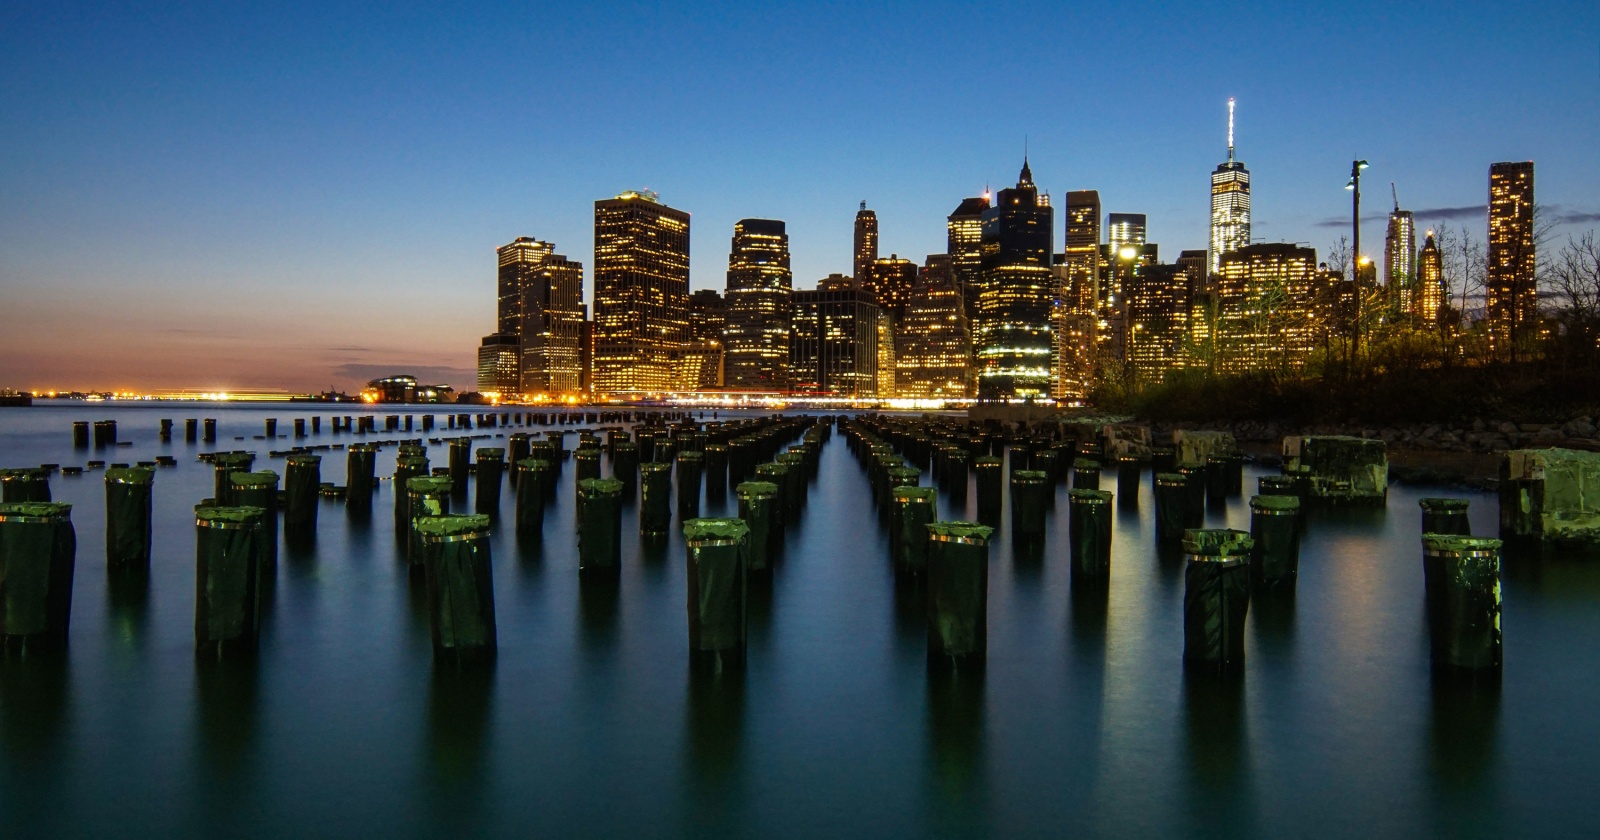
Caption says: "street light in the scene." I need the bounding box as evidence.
[1345,159,1369,364]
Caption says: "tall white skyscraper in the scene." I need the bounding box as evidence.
[1209,98,1251,277]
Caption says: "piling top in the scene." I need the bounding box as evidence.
[0,467,49,479]
[230,470,280,489]
[1419,498,1471,512]
[1115,453,1146,464]
[0,502,73,521]
[1250,494,1301,512]
[888,466,921,481]
[735,481,779,499]
[1182,528,1255,557]
[105,466,156,485]
[640,461,671,474]
[405,476,454,494]
[414,514,491,537]
[1260,475,1296,487]
[578,477,625,497]
[676,450,704,462]
[195,505,266,525]
[574,447,600,458]
[926,520,995,544]
[1422,534,1503,554]
[1155,472,1187,485]
[1068,489,1113,504]
[893,486,937,504]
[682,518,750,542]
[1012,469,1049,483]
[477,448,505,460]
[1072,458,1100,470]
[777,452,804,463]
[614,441,638,452]
[286,454,321,466]
[398,456,430,469]
[756,462,790,475]
[349,443,377,452]
[213,452,254,466]
[875,452,902,466]
[515,458,552,470]
[704,443,728,453]
[974,456,1003,468]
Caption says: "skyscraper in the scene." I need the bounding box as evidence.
[976,159,1055,400]
[477,333,521,396]
[1416,231,1445,326]
[947,194,991,320]
[498,237,554,336]
[1213,243,1320,373]
[486,237,585,396]
[689,289,727,343]
[894,266,971,399]
[1208,98,1251,276]
[1487,161,1536,353]
[592,190,691,393]
[518,250,585,394]
[1054,190,1102,400]
[1384,192,1416,310]
[853,202,879,284]
[1125,263,1196,382]
[866,254,918,320]
[790,278,881,398]
[1107,213,1147,254]
[723,219,793,389]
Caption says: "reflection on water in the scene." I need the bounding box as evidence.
[1428,672,1502,837]
[0,653,72,835]
[195,656,257,780]
[107,567,150,650]
[925,668,987,829]
[1,405,1599,836]
[1182,674,1256,833]
[578,574,621,650]
[1,651,71,760]
[427,662,494,786]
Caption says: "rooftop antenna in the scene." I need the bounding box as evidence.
[860,200,866,211]
[1227,97,1236,162]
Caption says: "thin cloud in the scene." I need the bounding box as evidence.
[1554,210,1600,225]
[1313,213,1391,228]
[1314,204,1487,228]
[1413,205,1483,222]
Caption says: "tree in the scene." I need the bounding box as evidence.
[1543,231,1600,370]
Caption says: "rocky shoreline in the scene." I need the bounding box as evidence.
[1146,415,1600,490]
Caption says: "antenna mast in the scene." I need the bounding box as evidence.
[1227,98,1235,161]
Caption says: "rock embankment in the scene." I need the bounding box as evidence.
[1144,415,1600,489]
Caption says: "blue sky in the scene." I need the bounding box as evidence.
[3,0,1597,391]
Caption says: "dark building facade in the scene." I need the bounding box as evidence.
[865,254,917,321]
[853,202,878,285]
[790,280,881,398]
[689,289,727,343]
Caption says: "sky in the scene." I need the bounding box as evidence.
[2,0,1598,393]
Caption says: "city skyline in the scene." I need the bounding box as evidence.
[4,1,1597,392]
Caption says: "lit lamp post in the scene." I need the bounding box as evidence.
[1345,159,1369,365]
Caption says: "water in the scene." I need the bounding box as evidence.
[2,401,1599,838]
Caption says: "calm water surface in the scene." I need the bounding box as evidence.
[1,401,1598,838]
